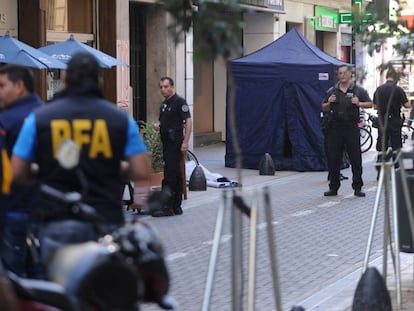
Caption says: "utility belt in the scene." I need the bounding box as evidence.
[379,113,400,119]
[330,108,358,122]
[330,115,359,127]
[330,120,358,128]
[161,128,183,142]
[379,114,403,129]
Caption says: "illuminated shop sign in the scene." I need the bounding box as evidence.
[315,6,338,32]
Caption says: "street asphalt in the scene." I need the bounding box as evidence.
[130,140,414,311]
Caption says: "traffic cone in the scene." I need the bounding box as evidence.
[259,153,275,175]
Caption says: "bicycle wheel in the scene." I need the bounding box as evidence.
[360,127,373,153]
[401,124,414,145]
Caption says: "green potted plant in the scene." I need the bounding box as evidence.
[141,121,164,176]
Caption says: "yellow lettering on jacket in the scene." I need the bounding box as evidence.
[1,149,11,194]
[51,119,113,159]
[89,120,112,158]
[73,120,91,149]
[51,120,71,158]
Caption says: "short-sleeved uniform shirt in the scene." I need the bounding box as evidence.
[159,93,191,140]
[373,80,408,119]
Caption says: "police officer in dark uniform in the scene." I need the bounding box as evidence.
[152,77,192,217]
[0,132,11,241]
[373,70,411,153]
[0,65,43,277]
[0,133,11,196]
[322,65,372,197]
[11,53,151,262]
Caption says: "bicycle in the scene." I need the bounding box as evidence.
[401,118,414,144]
[360,126,373,153]
[359,109,372,133]
[358,111,375,153]
[360,113,414,148]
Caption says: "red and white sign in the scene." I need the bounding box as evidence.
[319,73,329,80]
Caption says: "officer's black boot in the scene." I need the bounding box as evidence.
[324,189,338,196]
[148,188,175,217]
[173,206,183,215]
[151,207,174,217]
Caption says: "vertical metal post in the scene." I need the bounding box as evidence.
[382,164,390,279]
[203,186,285,311]
[363,163,385,271]
[202,190,228,311]
[391,165,402,307]
[232,191,243,311]
[263,186,283,311]
[247,190,258,311]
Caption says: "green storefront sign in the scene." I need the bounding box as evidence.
[315,6,338,32]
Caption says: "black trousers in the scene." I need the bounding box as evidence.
[323,129,349,181]
[376,118,402,152]
[326,124,363,191]
[161,137,183,209]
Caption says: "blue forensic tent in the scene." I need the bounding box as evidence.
[225,28,351,171]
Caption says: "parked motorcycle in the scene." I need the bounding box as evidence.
[3,139,175,310]
[4,183,175,311]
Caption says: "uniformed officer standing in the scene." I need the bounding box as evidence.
[373,70,411,153]
[152,77,192,217]
[322,65,372,197]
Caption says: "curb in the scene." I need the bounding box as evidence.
[297,252,414,311]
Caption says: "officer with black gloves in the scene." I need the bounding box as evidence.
[322,65,372,197]
[152,77,192,217]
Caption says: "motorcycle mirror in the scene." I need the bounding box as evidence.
[56,139,80,170]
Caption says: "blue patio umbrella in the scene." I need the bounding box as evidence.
[39,36,126,69]
[0,35,67,70]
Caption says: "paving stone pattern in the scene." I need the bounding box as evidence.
[136,142,414,311]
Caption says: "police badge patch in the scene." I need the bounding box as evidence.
[182,104,189,112]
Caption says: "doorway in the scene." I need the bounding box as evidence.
[130,3,147,122]
[194,60,214,133]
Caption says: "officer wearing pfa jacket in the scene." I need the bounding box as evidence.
[322,65,372,197]
[152,77,192,217]
[11,52,151,261]
[0,132,11,238]
[0,133,11,196]
[0,65,43,277]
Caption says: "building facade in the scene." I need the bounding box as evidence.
[2,0,353,147]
